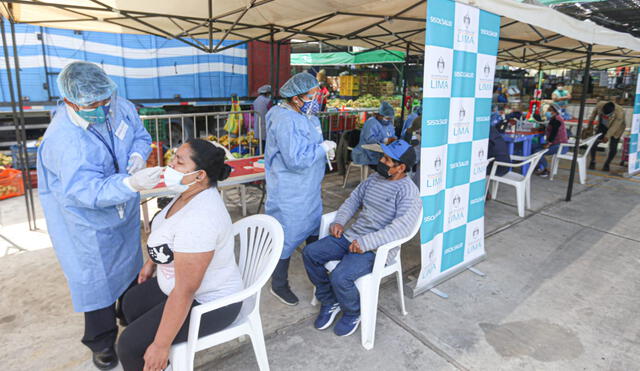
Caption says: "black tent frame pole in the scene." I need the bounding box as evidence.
[399,43,410,123]
[1,16,36,230]
[269,26,274,103]
[566,44,592,202]
[274,40,281,102]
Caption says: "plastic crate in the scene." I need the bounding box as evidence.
[0,168,25,200]
[10,145,37,170]
[139,107,169,142]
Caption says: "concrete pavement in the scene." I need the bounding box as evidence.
[0,158,639,371]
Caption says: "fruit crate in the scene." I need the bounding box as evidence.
[0,168,25,200]
[10,145,37,170]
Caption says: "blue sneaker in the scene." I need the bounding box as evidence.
[333,314,360,337]
[314,303,341,330]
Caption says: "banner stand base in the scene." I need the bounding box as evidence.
[404,254,486,299]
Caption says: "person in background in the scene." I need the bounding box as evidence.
[352,102,397,166]
[534,103,568,177]
[303,140,420,337]
[552,82,572,119]
[587,100,627,171]
[116,140,243,371]
[488,124,511,177]
[37,61,162,370]
[252,84,272,153]
[552,82,571,109]
[497,87,509,108]
[265,72,337,305]
[317,82,331,112]
[401,105,422,139]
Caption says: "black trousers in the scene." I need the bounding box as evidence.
[589,124,620,167]
[116,277,242,371]
[81,280,136,352]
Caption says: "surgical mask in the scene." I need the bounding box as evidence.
[77,107,106,125]
[545,112,552,120]
[300,94,320,116]
[375,162,392,179]
[163,166,199,193]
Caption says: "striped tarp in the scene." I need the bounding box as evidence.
[0,23,248,103]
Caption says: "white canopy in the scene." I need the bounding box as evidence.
[2,0,640,69]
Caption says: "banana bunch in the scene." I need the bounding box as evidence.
[164,148,177,165]
[0,153,12,167]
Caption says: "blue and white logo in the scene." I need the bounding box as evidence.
[475,54,497,98]
[453,3,479,53]
[470,139,489,183]
[465,218,484,260]
[424,46,453,98]
[449,98,474,144]
[444,184,469,231]
[421,146,447,196]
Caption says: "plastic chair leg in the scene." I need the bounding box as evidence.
[525,180,531,209]
[577,158,586,184]
[550,156,559,180]
[395,266,408,316]
[358,279,380,351]
[248,317,270,371]
[490,180,499,200]
[343,163,352,188]
[516,185,526,217]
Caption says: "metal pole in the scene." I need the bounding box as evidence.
[566,44,592,202]
[274,40,281,102]
[1,17,37,230]
[38,26,52,99]
[399,43,410,123]
[269,26,274,103]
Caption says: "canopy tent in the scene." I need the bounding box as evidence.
[291,50,405,66]
[2,0,640,70]
[3,0,640,229]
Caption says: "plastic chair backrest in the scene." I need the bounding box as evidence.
[319,211,339,239]
[233,215,284,290]
[580,133,602,157]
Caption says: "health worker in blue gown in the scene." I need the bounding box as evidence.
[352,101,397,165]
[37,61,163,370]
[264,72,337,306]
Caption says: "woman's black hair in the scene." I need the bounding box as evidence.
[186,139,232,187]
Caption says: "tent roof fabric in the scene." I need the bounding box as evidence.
[291,50,405,66]
[2,0,640,69]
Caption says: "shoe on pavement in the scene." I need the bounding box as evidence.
[270,286,299,306]
[539,169,549,178]
[334,314,360,337]
[92,347,118,370]
[602,164,610,172]
[314,303,341,330]
[589,162,596,170]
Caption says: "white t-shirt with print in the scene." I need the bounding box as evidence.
[147,187,243,303]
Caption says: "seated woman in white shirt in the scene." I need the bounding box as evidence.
[116,139,243,371]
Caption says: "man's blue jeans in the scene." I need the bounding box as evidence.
[302,236,375,316]
[534,143,568,170]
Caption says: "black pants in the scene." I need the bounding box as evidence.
[590,124,619,167]
[116,278,242,371]
[81,280,136,352]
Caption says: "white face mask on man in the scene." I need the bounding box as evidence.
[163,167,199,193]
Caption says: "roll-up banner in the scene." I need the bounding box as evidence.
[414,0,500,295]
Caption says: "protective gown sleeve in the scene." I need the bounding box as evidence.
[42,136,137,209]
[362,119,385,144]
[124,100,152,159]
[276,114,325,172]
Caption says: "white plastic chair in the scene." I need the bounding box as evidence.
[169,215,284,371]
[310,209,422,350]
[485,157,495,198]
[343,147,369,188]
[550,133,602,184]
[488,150,548,217]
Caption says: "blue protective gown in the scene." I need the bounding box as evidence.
[37,97,152,312]
[264,104,326,258]
[401,112,418,138]
[352,116,396,165]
